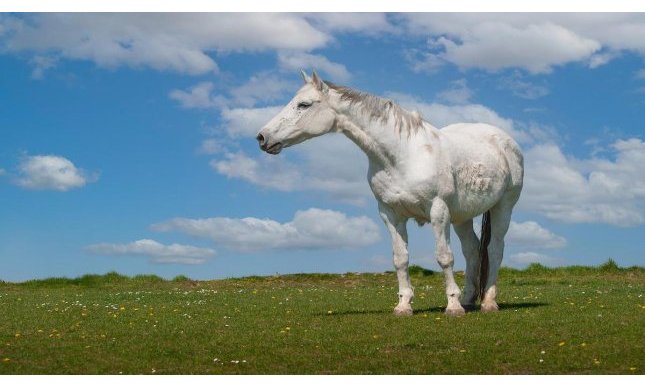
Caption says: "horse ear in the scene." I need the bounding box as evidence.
[300,69,311,84]
[311,70,329,93]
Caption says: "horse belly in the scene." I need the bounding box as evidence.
[449,162,508,223]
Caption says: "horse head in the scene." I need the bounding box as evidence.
[256,70,336,155]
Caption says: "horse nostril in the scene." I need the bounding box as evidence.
[256,133,265,145]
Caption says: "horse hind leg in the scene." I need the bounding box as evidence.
[453,219,480,309]
[481,190,519,313]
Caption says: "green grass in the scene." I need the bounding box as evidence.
[0,262,643,374]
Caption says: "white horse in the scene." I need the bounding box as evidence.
[257,71,524,316]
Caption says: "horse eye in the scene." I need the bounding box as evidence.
[297,101,312,109]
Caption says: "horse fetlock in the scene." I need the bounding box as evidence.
[446,283,461,298]
[483,284,497,302]
[398,289,414,303]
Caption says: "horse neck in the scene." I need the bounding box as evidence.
[330,93,426,170]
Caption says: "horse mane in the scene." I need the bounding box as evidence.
[326,82,425,135]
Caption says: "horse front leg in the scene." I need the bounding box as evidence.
[379,204,413,316]
[431,198,466,317]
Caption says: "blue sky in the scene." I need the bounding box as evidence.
[0,13,643,281]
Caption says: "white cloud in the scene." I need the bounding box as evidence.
[387,92,532,143]
[507,251,566,268]
[29,55,57,79]
[152,208,380,251]
[0,168,5,176]
[404,47,445,74]
[168,82,223,109]
[229,73,296,108]
[401,14,645,73]
[170,74,293,112]
[5,14,645,77]
[196,138,223,155]
[519,138,645,226]
[2,13,331,75]
[588,51,620,69]
[506,221,567,249]
[306,13,396,35]
[436,79,473,104]
[14,155,95,191]
[278,52,351,82]
[85,239,215,265]
[435,23,599,74]
[212,151,301,192]
[220,105,283,138]
[635,69,645,79]
[211,134,370,205]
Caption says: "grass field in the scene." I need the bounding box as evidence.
[0,260,643,374]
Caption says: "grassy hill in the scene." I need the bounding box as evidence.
[0,261,643,374]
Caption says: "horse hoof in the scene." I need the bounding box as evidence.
[393,307,413,316]
[445,307,466,317]
[481,303,499,313]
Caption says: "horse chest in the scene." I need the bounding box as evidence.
[368,169,431,221]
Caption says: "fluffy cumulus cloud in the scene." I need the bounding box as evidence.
[387,92,531,143]
[14,155,95,191]
[212,134,370,205]
[5,13,645,77]
[436,79,473,105]
[278,52,351,82]
[86,239,215,265]
[228,73,297,108]
[152,208,380,251]
[0,13,332,75]
[196,138,223,155]
[400,13,645,73]
[168,82,224,109]
[170,75,295,112]
[306,13,396,35]
[474,219,566,250]
[506,221,567,249]
[519,138,645,226]
[220,106,283,138]
[212,151,301,192]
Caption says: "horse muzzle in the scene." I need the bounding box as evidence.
[256,133,283,155]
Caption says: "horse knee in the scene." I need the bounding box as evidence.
[436,251,454,269]
[393,254,408,270]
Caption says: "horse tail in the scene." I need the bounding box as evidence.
[478,210,491,302]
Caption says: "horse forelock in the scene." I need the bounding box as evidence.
[326,82,424,135]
